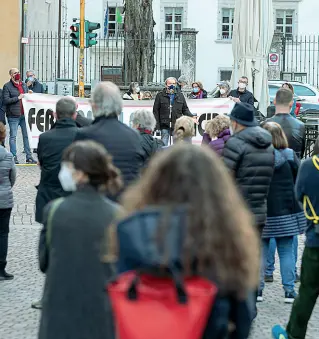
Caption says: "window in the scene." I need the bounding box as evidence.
[165,7,183,38]
[163,69,181,80]
[221,8,234,40]
[108,7,124,36]
[293,85,316,97]
[220,70,232,81]
[276,10,294,37]
[101,66,122,84]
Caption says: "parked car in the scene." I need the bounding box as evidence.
[269,80,319,103]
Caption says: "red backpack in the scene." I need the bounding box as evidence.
[107,269,218,339]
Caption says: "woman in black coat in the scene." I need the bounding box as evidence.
[38,140,122,339]
[259,122,306,304]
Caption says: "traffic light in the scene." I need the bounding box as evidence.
[85,21,101,48]
[70,23,80,48]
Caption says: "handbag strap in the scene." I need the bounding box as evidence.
[303,156,319,225]
[46,198,65,248]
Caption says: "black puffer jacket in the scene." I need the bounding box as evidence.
[153,89,193,130]
[139,131,164,164]
[265,113,305,159]
[223,126,274,227]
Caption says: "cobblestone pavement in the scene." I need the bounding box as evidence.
[1,132,319,338]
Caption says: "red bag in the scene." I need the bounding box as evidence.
[107,270,218,339]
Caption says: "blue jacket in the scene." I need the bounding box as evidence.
[116,206,255,339]
[295,157,319,248]
[0,89,6,124]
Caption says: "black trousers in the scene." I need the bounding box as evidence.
[0,208,12,271]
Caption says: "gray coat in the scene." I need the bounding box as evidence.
[0,146,16,209]
[38,185,118,339]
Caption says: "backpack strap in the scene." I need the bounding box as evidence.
[46,198,65,248]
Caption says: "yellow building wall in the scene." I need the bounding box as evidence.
[0,0,20,86]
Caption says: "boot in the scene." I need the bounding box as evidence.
[0,270,14,281]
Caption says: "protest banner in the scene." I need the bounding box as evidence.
[22,93,234,148]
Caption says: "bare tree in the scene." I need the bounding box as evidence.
[123,0,155,85]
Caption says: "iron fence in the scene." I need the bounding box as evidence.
[23,32,183,86]
[281,35,319,88]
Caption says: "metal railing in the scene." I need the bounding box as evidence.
[24,32,183,86]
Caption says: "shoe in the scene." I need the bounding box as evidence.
[31,299,42,309]
[284,291,297,304]
[295,273,300,283]
[0,270,14,281]
[272,325,288,339]
[257,291,263,302]
[26,158,37,164]
[265,274,274,283]
[33,149,37,154]
[14,156,19,164]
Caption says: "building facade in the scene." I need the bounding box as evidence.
[0,0,21,86]
[23,0,319,90]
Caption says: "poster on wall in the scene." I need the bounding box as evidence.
[22,94,234,148]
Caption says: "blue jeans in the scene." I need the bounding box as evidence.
[161,129,170,146]
[260,236,295,293]
[7,116,32,159]
[266,236,298,276]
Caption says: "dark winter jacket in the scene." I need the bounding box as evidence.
[2,80,28,118]
[116,206,255,339]
[75,114,92,127]
[74,115,145,201]
[0,145,16,209]
[153,88,193,131]
[223,126,274,227]
[209,129,231,156]
[228,89,254,106]
[295,157,319,248]
[263,148,306,239]
[0,89,6,124]
[265,113,305,159]
[35,118,78,223]
[38,185,118,339]
[26,79,44,93]
[139,129,164,164]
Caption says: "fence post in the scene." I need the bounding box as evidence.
[268,30,284,80]
[180,28,198,84]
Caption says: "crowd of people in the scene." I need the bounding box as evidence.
[0,71,319,339]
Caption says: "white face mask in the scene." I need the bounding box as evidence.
[238,82,247,90]
[135,87,140,93]
[220,89,226,95]
[58,163,77,192]
[229,125,234,135]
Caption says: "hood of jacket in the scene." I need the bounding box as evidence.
[236,126,272,149]
[274,148,294,168]
[0,146,8,161]
[117,205,188,271]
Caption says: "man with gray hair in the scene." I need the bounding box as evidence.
[75,81,145,201]
[131,109,164,164]
[153,76,194,146]
[31,96,79,310]
[25,70,44,94]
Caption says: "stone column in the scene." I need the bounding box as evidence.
[180,28,198,85]
[268,30,284,80]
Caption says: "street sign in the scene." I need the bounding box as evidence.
[269,53,279,66]
[21,37,29,44]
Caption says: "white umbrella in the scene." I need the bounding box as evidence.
[231,0,274,116]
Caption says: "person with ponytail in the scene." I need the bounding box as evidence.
[38,140,122,339]
[173,116,195,144]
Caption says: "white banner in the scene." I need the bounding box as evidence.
[22,93,234,148]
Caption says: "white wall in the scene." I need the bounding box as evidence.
[297,0,319,35]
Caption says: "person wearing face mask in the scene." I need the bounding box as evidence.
[123,82,141,100]
[153,77,195,146]
[38,140,122,339]
[2,68,36,164]
[25,70,44,94]
[223,102,275,317]
[188,81,208,99]
[228,76,255,106]
[217,82,230,98]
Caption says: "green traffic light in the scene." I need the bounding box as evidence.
[85,20,100,48]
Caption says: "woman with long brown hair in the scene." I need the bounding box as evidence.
[112,144,259,338]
